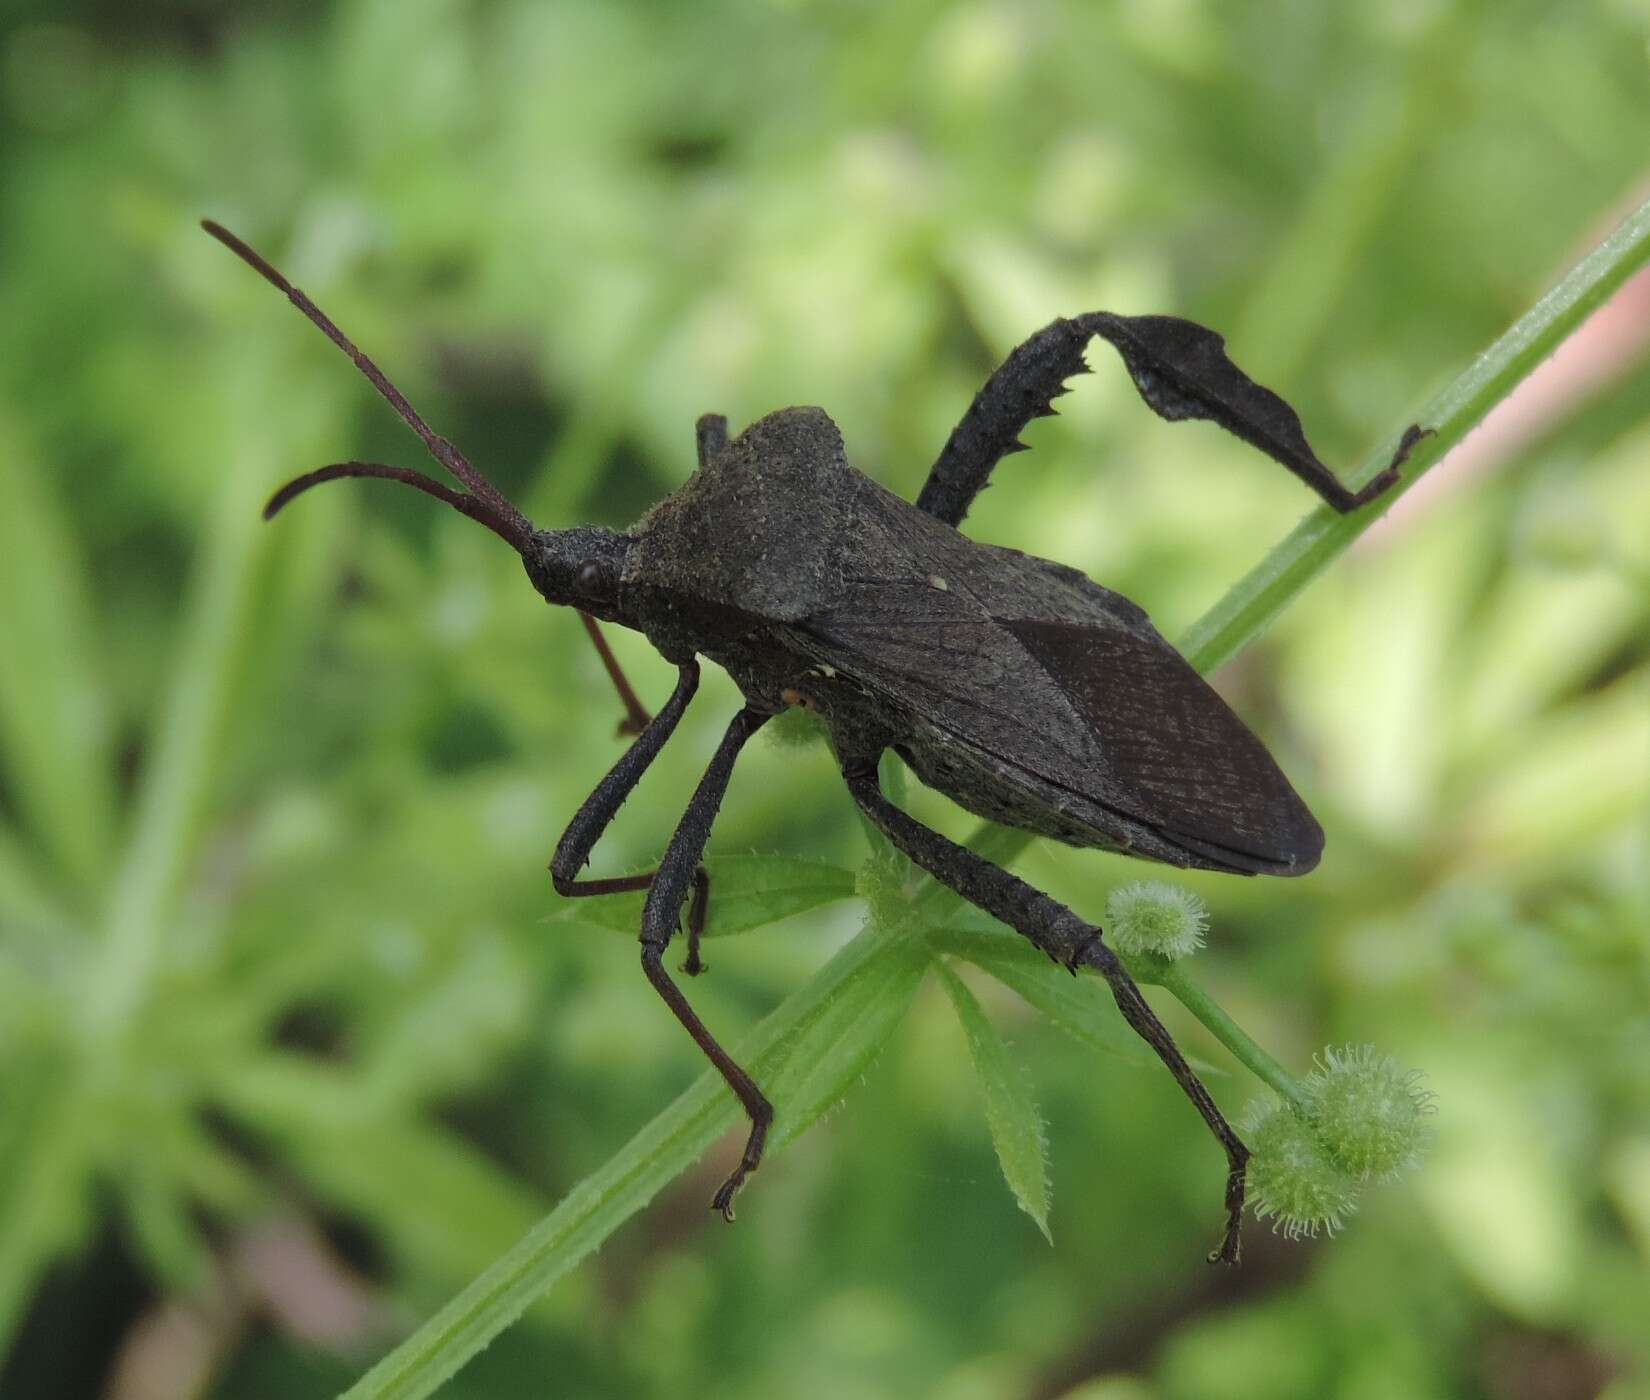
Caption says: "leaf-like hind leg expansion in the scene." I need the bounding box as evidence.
[918,311,1427,528]
[843,764,1250,1265]
[641,707,774,1218]
[551,663,713,973]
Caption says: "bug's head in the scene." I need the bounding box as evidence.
[520,525,634,622]
[205,220,648,630]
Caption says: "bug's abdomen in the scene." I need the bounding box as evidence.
[896,732,1129,852]
[894,721,1299,876]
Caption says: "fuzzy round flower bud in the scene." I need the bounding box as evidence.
[765,704,826,749]
[1105,881,1208,961]
[1304,1044,1435,1181]
[1240,1097,1361,1240]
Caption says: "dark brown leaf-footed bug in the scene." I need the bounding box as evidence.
[204,219,1426,1264]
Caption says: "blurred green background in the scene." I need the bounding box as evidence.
[2,1,1648,1396]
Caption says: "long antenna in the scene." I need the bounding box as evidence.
[263,460,527,547]
[205,218,652,732]
[201,219,534,551]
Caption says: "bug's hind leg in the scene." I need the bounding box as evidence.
[918,311,1425,529]
[843,762,1250,1264]
[917,319,1095,527]
[641,706,774,1217]
[551,662,712,974]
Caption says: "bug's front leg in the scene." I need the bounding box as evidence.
[551,662,713,974]
[843,762,1250,1265]
[641,706,774,1218]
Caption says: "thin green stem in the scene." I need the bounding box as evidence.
[343,919,929,1400]
[1152,962,1308,1113]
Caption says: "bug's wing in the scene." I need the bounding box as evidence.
[1003,614,1324,871]
[794,556,1323,875]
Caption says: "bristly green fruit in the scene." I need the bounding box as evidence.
[1241,1044,1433,1238]
[1305,1044,1435,1181]
[1240,1097,1362,1240]
[1106,881,1209,961]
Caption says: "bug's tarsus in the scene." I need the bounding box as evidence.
[639,705,774,1215]
[1081,938,1249,1265]
[918,310,1426,528]
[844,765,1250,1264]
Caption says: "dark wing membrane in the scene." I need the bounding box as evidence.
[1005,618,1323,871]
[794,570,1321,874]
[801,577,1101,779]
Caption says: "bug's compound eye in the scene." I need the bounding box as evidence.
[574,559,610,597]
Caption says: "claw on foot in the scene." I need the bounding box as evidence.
[711,1171,746,1223]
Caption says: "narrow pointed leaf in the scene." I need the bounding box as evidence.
[0,416,114,896]
[0,823,77,941]
[936,962,1052,1242]
[927,921,1151,1067]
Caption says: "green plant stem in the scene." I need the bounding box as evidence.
[343,919,928,1400]
[1153,963,1308,1112]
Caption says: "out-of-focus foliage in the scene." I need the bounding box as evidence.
[0,1,1647,1396]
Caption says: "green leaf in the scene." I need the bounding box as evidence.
[0,821,78,942]
[342,918,927,1400]
[935,961,1052,1243]
[216,1054,546,1286]
[927,921,1154,1069]
[548,854,857,939]
[0,1057,90,1356]
[0,413,114,899]
[87,408,293,1042]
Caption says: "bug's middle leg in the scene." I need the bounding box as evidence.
[843,762,1250,1265]
[641,706,774,1219]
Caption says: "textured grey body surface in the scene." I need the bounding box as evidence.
[628,406,1322,876]
[626,406,850,621]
